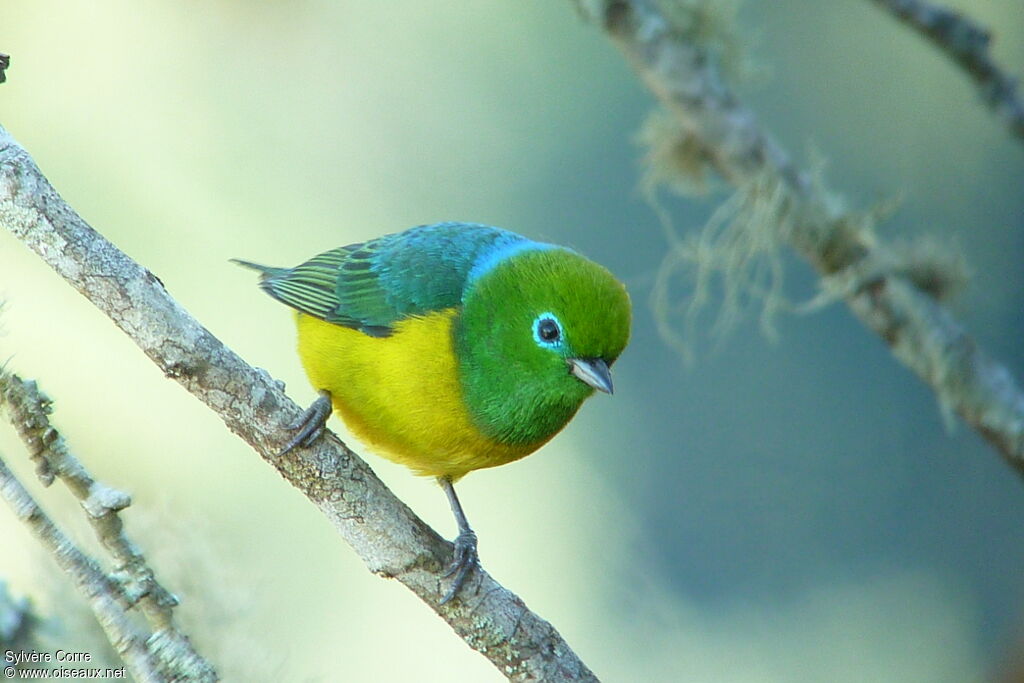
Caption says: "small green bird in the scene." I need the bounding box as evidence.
[236,222,631,603]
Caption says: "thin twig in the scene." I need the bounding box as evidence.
[576,0,1024,474]
[0,371,217,681]
[869,0,1024,142]
[0,125,598,682]
[0,450,164,680]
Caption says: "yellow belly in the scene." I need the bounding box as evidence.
[295,310,538,480]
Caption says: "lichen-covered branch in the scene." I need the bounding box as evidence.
[868,0,1024,143]
[0,371,217,681]
[575,0,1024,475]
[0,125,597,682]
[0,451,167,680]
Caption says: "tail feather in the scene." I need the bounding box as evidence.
[230,258,290,280]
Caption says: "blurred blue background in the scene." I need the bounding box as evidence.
[1,1,1022,680]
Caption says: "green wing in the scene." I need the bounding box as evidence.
[234,222,528,337]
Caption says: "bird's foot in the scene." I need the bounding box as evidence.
[440,528,478,605]
[279,391,332,455]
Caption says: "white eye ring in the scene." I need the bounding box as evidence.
[532,312,563,348]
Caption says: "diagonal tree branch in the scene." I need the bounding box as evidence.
[868,0,1024,143]
[575,0,1024,475]
[0,370,217,681]
[0,125,597,682]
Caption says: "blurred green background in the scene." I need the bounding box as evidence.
[2,1,1023,681]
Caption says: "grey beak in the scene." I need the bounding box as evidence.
[568,357,614,394]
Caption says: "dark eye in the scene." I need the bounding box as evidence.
[538,318,560,342]
[532,313,564,348]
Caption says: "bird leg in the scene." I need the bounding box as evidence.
[279,390,333,455]
[439,476,479,605]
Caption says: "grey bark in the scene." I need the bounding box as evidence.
[0,125,597,682]
[576,0,1024,476]
[869,0,1024,143]
[0,372,218,681]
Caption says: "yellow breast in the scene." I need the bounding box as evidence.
[294,310,537,480]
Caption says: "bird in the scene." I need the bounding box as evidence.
[234,222,631,603]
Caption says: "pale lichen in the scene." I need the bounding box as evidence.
[645,136,969,363]
[649,171,793,361]
[655,0,753,83]
[637,109,718,196]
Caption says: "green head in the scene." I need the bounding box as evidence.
[454,247,631,447]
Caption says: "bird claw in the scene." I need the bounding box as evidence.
[279,392,332,455]
[440,529,478,605]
